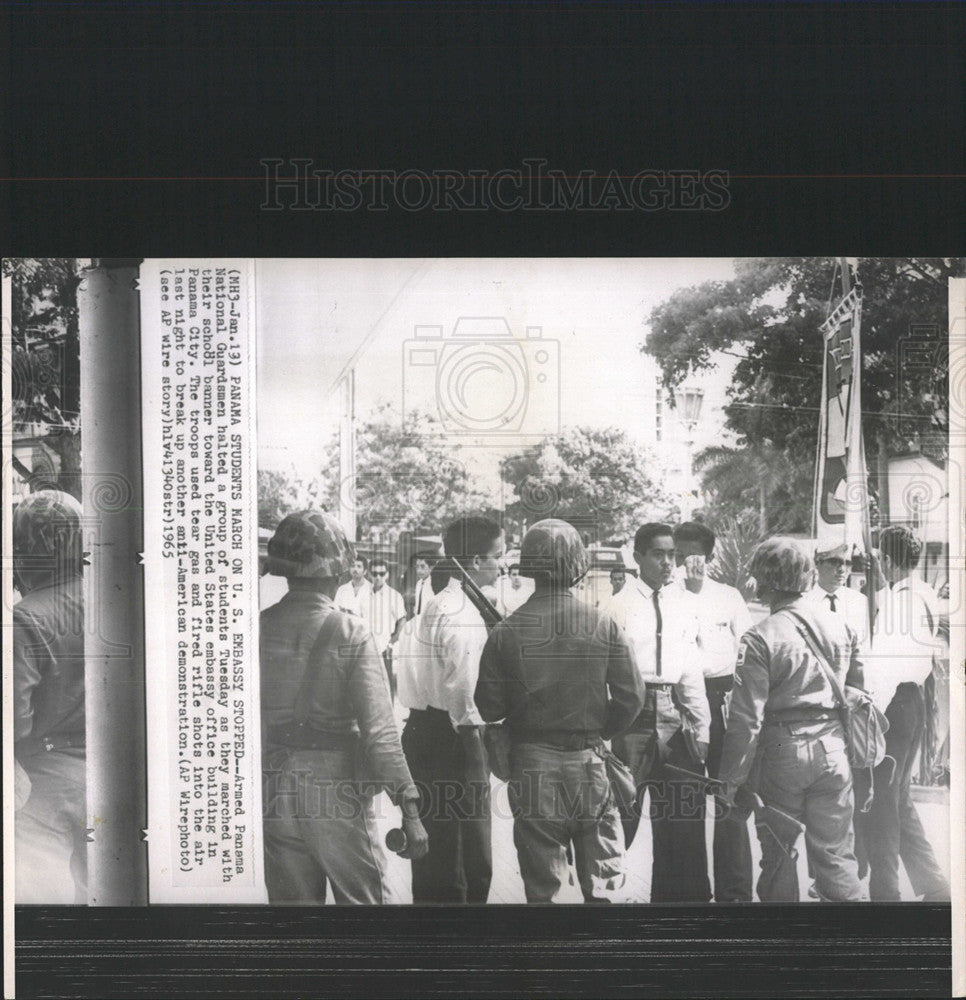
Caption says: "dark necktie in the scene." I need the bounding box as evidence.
[826,592,837,613]
[653,588,663,677]
[415,581,423,614]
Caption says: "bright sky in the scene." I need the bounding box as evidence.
[256,258,737,488]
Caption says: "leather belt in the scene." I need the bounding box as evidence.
[16,731,86,758]
[267,724,358,751]
[645,682,674,693]
[516,731,601,752]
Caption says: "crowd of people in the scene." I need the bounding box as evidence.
[11,487,950,906]
[258,507,952,906]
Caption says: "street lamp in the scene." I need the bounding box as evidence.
[677,385,705,519]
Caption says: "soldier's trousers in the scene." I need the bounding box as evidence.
[859,683,948,901]
[757,719,863,902]
[508,742,624,903]
[15,749,87,904]
[262,746,394,904]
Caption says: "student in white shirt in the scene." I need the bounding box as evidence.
[334,555,372,617]
[608,522,712,903]
[365,559,407,698]
[398,515,503,903]
[673,521,754,902]
[495,563,534,616]
[859,526,948,901]
[410,554,435,617]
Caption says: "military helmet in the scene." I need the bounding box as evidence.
[13,489,83,560]
[519,518,589,587]
[749,536,815,594]
[266,509,355,579]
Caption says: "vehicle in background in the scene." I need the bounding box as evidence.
[574,546,637,610]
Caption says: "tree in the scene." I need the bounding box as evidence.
[644,257,963,529]
[500,426,676,543]
[3,258,84,498]
[259,407,496,541]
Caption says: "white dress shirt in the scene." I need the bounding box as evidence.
[364,585,407,653]
[866,574,943,712]
[395,577,487,729]
[496,576,534,617]
[607,576,710,742]
[805,584,872,646]
[335,579,372,618]
[412,576,432,616]
[676,577,753,679]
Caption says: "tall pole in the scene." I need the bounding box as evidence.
[339,369,357,542]
[78,260,148,904]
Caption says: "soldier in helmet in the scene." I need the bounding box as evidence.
[717,537,866,901]
[475,519,644,903]
[13,490,87,903]
[260,510,427,904]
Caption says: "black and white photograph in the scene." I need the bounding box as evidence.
[5,256,960,917]
[4,3,965,997]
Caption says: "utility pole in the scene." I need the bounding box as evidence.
[79,260,148,904]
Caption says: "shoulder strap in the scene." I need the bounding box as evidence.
[293,607,344,726]
[780,609,848,710]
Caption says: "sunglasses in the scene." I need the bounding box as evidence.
[372,570,388,576]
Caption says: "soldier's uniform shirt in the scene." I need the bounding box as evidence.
[676,576,753,679]
[717,594,865,902]
[260,586,416,904]
[13,574,87,904]
[475,592,644,902]
[607,576,710,741]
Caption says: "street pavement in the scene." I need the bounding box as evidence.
[371,771,951,905]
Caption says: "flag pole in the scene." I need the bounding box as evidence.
[838,257,877,641]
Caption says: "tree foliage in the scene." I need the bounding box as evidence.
[258,408,495,542]
[500,425,676,543]
[3,258,84,497]
[645,257,963,531]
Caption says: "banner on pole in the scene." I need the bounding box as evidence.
[815,285,871,551]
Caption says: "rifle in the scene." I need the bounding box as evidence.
[437,556,504,630]
[663,764,804,862]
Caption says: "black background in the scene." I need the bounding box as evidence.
[4,2,961,997]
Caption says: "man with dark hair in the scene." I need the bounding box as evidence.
[335,554,371,617]
[367,558,407,675]
[673,521,754,902]
[608,522,712,902]
[399,515,504,902]
[859,526,948,901]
